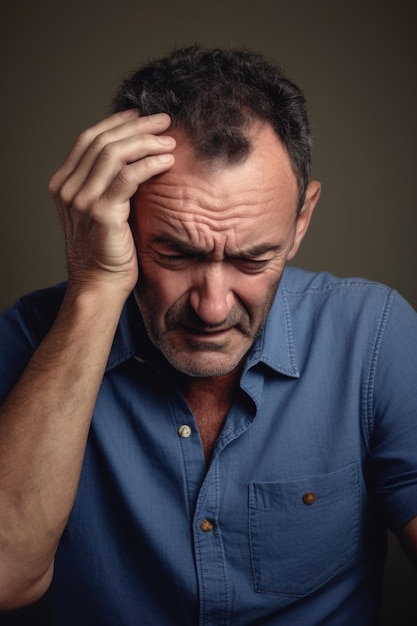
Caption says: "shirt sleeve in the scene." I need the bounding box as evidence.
[368,290,417,531]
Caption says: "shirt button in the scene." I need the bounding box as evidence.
[178,425,192,438]
[302,491,317,505]
[200,518,214,532]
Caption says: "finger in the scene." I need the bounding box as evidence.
[49,109,139,192]
[63,132,176,216]
[61,152,175,248]
[70,113,173,182]
[102,152,176,208]
[50,111,171,198]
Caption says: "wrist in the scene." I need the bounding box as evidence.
[59,280,131,332]
[65,272,136,306]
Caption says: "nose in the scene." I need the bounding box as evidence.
[189,263,234,326]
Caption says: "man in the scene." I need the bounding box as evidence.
[0,45,416,625]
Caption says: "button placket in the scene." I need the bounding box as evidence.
[193,460,230,623]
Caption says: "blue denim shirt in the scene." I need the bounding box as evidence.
[1,267,417,625]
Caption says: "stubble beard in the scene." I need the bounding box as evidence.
[134,280,279,379]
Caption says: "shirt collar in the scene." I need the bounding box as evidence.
[244,269,300,378]
[106,268,300,379]
[105,294,144,371]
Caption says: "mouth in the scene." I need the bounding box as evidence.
[182,325,234,337]
[175,325,236,351]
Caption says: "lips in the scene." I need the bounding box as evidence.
[180,324,234,336]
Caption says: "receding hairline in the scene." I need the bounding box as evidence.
[113,45,312,209]
[163,117,303,212]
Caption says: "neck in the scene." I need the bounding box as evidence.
[174,365,243,464]
[176,363,243,404]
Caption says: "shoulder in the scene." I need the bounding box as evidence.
[281,266,393,298]
[277,267,417,356]
[280,266,403,319]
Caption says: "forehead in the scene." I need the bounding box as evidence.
[166,120,297,200]
[133,121,299,246]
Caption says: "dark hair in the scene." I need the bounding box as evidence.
[112,45,312,209]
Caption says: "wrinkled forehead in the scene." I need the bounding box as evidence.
[132,121,300,252]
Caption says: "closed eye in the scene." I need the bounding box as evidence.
[160,253,188,261]
[152,237,280,273]
[156,252,198,268]
[233,258,271,273]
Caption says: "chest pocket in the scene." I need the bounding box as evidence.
[249,463,360,597]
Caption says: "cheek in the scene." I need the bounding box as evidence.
[233,270,282,310]
[139,262,192,309]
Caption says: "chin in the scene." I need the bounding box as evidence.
[164,350,243,379]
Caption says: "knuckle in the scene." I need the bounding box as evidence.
[59,181,76,207]
[142,157,157,174]
[76,126,96,148]
[99,141,119,161]
[116,165,135,186]
[49,168,70,198]
[72,190,92,213]
[132,115,147,131]
[75,125,111,156]
[48,172,60,197]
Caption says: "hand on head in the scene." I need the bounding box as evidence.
[48,110,176,298]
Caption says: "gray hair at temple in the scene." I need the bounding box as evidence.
[112,45,313,211]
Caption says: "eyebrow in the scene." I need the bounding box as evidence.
[151,236,283,259]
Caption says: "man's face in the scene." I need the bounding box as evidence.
[131,121,318,378]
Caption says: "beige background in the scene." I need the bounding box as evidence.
[0,0,416,622]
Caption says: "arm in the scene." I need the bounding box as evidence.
[0,110,175,610]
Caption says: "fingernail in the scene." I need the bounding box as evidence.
[149,113,170,124]
[157,135,174,145]
[158,154,174,163]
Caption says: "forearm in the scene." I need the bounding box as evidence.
[0,109,176,610]
[0,286,125,609]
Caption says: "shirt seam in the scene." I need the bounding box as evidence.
[364,288,396,444]
[282,279,392,297]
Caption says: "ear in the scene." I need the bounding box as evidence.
[287,180,321,261]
